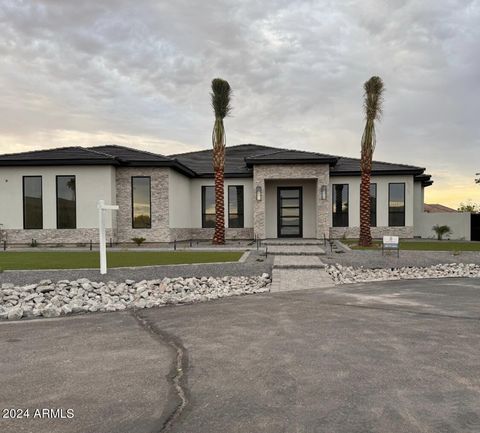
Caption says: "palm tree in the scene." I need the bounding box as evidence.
[359,76,384,247]
[210,78,232,244]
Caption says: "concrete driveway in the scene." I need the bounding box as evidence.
[1,278,480,433]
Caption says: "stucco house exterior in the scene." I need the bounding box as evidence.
[0,143,469,245]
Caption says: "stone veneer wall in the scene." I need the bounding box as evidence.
[116,167,170,243]
[329,226,414,239]
[253,164,330,239]
[3,228,115,245]
[170,228,254,241]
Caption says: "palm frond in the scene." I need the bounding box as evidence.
[211,78,232,119]
[363,76,384,121]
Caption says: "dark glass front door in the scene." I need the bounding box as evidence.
[277,187,303,238]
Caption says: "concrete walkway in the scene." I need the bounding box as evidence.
[266,240,334,291]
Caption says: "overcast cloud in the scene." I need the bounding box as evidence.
[0,0,479,206]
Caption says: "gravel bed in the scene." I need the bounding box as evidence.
[0,274,272,321]
[326,263,480,285]
[322,250,480,268]
[0,251,272,286]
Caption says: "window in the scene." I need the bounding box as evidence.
[23,176,43,229]
[332,184,349,227]
[370,183,377,227]
[389,183,405,226]
[228,186,244,228]
[132,177,151,228]
[56,176,76,229]
[202,186,215,228]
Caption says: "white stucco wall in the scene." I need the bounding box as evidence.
[414,212,471,240]
[187,178,254,228]
[168,169,192,228]
[264,179,317,238]
[329,174,415,227]
[0,166,116,229]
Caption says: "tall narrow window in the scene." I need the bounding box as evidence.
[370,183,377,227]
[132,177,151,228]
[23,176,43,229]
[389,183,405,226]
[332,184,349,227]
[228,185,244,228]
[56,176,76,229]
[202,186,215,228]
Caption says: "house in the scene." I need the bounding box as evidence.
[424,204,457,213]
[0,143,452,244]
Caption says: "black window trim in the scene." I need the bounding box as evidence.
[370,183,377,228]
[388,182,406,227]
[131,176,152,229]
[228,185,244,229]
[201,185,216,228]
[23,175,43,230]
[332,183,349,227]
[56,175,77,230]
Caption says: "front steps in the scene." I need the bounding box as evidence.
[261,238,334,291]
[273,255,325,269]
[266,245,326,256]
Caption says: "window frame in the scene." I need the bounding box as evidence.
[388,182,406,227]
[228,185,244,228]
[131,176,152,229]
[56,175,77,229]
[23,176,43,230]
[201,185,216,228]
[370,183,377,227]
[332,184,349,227]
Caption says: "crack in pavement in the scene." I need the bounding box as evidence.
[131,310,189,432]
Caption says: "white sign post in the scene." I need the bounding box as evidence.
[382,235,400,257]
[97,200,119,274]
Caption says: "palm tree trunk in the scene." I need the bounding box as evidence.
[213,161,225,244]
[359,169,372,246]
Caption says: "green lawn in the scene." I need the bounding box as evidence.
[0,251,243,271]
[344,240,480,252]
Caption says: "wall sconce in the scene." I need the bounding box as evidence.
[256,185,262,201]
[320,184,327,200]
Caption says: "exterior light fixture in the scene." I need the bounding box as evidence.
[320,185,327,200]
[256,185,262,201]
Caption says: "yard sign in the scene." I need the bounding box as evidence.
[97,200,119,274]
[382,235,399,257]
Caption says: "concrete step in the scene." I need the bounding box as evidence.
[263,239,325,246]
[266,245,325,256]
[273,256,325,269]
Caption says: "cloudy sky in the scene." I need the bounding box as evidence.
[1,0,479,207]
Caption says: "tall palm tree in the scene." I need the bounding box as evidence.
[211,78,232,244]
[359,76,384,247]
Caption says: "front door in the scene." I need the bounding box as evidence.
[277,187,303,238]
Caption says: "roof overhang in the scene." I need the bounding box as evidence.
[0,159,119,166]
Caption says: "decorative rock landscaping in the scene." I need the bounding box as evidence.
[0,275,271,320]
[326,263,480,285]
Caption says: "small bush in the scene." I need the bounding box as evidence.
[30,239,38,248]
[132,237,146,246]
[432,224,452,240]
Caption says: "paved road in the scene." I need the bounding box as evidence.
[1,278,480,432]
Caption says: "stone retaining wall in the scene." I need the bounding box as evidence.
[2,228,115,245]
[329,226,414,239]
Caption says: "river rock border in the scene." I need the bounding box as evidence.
[0,275,271,321]
[326,263,480,285]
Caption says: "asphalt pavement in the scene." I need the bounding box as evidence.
[1,277,480,433]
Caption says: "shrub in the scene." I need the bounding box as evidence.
[432,224,452,240]
[132,237,146,246]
